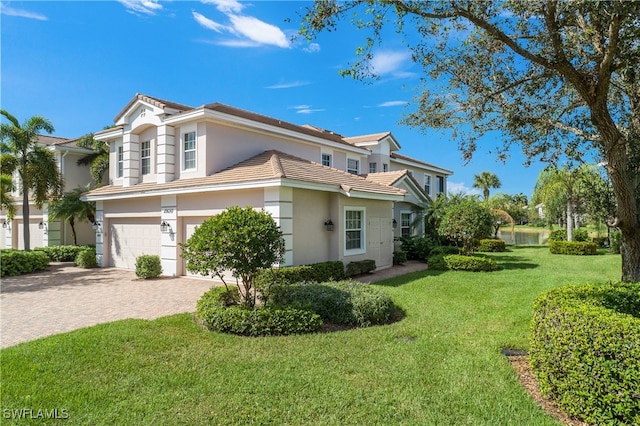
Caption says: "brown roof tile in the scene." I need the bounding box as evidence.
[114,93,194,122]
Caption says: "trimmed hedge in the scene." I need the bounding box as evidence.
[530,282,640,425]
[477,239,506,252]
[427,253,497,272]
[34,245,93,262]
[75,248,97,268]
[0,249,50,277]
[548,229,567,242]
[549,240,597,255]
[195,286,322,336]
[393,250,407,265]
[135,254,163,279]
[345,259,376,277]
[268,280,396,327]
[254,261,345,299]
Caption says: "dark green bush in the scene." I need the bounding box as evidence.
[430,245,460,256]
[345,259,376,277]
[610,230,621,253]
[592,236,608,248]
[443,254,498,272]
[477,239,506,252]
[197,305,322,336]
[549,240,597,255]
[572,228,589,242]
[135,254,163,279]
[393,250,408,265]
[0,249,50,277]
[75,248,97,268]
[196,287,241,313]
[34,245,93,262]
[530,282,640,425]
[548,229,567,241]
[254,261,345,299]
[427,253,446,270]
[398,235,435,260]
[268,280,395,327]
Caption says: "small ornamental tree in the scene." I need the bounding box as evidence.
[180,206,285,307]
[438,198,493,254]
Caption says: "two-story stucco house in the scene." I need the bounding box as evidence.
[1,136,96,249]
[82,94,452,276]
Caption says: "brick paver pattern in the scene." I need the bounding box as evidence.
[0,261,427,349]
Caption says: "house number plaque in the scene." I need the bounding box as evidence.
[163,208,174,214]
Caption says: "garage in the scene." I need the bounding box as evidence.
[16,220,44,250]
[182,217,207,277]
[0,223,6,249]
[109,218,161,269]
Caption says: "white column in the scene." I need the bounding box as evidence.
[264,187,293,266]
[123,133,139,187]
[160,195,177,276]
[41,205,50,247]
[157,125,175,184]
[95,201,104,267]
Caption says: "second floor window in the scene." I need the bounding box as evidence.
[437,176,445,193]
[321,153,332,167]
[383,163,388,172]
[347,158,359,175]
[117,145,123,178]
[425,174,431,194]
[141,141,151,175]
[183,132,196,170]
[369,162,377,173]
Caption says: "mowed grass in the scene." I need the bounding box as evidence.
[1,247,621,425]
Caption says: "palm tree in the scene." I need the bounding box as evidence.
[76,133,109,186]
[532,165,599,241]
[0,110,63,250]
[48,186,96,245]
[473,171,501,201]
[0,174,16,219]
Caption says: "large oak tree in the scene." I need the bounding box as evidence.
[301,0,640,281]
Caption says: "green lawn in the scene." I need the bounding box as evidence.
[1,247,621,425]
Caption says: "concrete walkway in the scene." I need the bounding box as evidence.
[1,261,428,349]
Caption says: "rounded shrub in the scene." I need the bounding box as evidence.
[530,282,640,425]
[430,245,460,256]
[548,229,567,241]
[135,254,163,279]
[572,228,589,242]
[393,250,408,265]
[267,280,395,327]
[427,254,446,270]
[34,245,92,262]
[477,239,506,252]
[75,248,97,268]
[196,287,241,314]
[549,240,597,255]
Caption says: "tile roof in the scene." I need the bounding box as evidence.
[391,152,453,174]
[343,132,392,145]
[115,93,194,122]
[83,150,406,200]
[37,135,72,146]
[364,170,430,201]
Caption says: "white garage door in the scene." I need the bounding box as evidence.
[17,220,44,250]
[0,223,6,249]
[183,217,207,277]
[109,218,161,269]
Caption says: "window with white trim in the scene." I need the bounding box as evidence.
[383,163,388,172]
[347,158,360,175]
[424,174,431,194]
[344,207,365,254]
[141,141,151,175]
[401,212,412,238]
[116,145,123,178]
[437,176,445,194]
[321,153,332,167]
[369,162,377,173]
[183,131,196,170]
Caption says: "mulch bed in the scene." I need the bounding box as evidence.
[506,354,589,426]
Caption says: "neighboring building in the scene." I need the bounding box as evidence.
[0,136,96,249]
[83,94,453,275]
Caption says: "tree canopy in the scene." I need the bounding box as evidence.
[473,171,501,200]
[301,0,640,281]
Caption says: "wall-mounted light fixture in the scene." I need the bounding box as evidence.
[38,221,47,230]
[392,219,398,229]
[2,220,7,229]
[324,219,334,232]
[161,220,172,233]
[92,221,102,231]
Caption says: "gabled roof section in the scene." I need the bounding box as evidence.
[83,150,406,201]
[364,170,430,204]
[37,135,71,146]
[343,132,401,151]
[114,93,194,123]
[391,152,454,175]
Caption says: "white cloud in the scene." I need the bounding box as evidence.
[266,81,310,89]
[201,0,244,14]
[0,4,47,20]
[193,12,227,33]
[292,105,323,114]
[194,1,290,48]
[447,181,482,196]
[370,50,412,76]
[303,43,320,53]
[228,14,289,48]
[117,0,163,15]
[378,100,408,107]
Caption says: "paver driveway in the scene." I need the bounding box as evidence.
[0,263,213,348]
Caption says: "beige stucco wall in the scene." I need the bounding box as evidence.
[177,189,264,216]
[104,198,160,217]
[291,189,334,265]
[60,151,93,191]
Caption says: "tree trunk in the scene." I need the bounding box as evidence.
[70,217,77,246]
[566,199,574,242]
[21,173,30,251]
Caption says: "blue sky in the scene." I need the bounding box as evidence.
[2,0,550,199]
